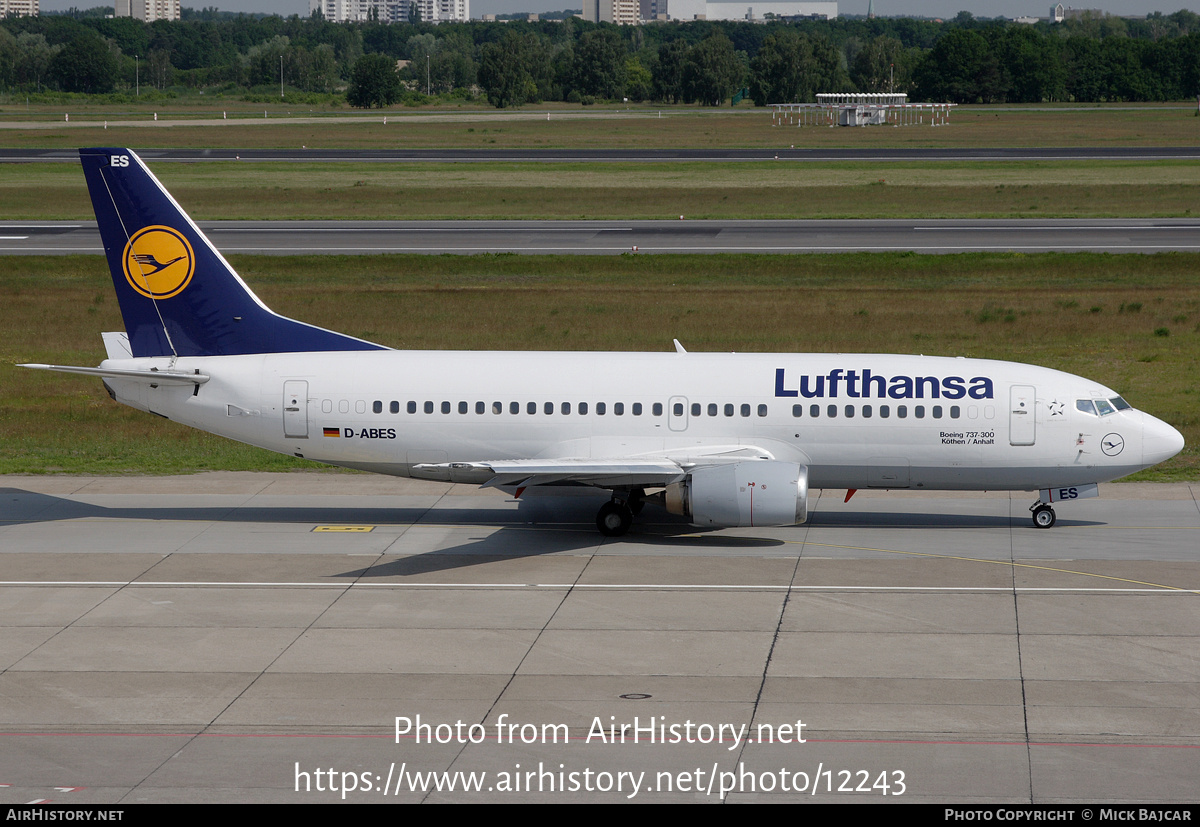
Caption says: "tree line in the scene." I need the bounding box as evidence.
[2,9,1200,105]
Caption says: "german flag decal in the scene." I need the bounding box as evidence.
[323,427,340,437]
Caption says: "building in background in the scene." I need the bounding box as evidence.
[580,0,639,24]
[312,0,467,23]
[0,0,38,15]
[114,0,181,22]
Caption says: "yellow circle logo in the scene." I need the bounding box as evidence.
[122,226,195,300]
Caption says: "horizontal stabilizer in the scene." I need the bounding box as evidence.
[19,363,209,385]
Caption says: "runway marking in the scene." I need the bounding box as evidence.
[0,580,1194,593]
[312,525,375,532]
[2,730,1198,750]
[212,227,637,233]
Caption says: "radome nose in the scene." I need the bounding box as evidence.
[1142,412,1185,466]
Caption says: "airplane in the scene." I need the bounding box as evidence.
[21,148,1186,536]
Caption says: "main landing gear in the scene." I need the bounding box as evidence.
[596,489,645,537]
[1030,501,1056,529]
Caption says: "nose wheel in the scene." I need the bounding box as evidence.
[1030,502,1056,529]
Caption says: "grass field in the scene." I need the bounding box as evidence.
[2,102,1200,149]
[2,252,1196,479]
[4,158,1200,220]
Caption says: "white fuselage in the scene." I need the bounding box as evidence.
[98,349,1183,492]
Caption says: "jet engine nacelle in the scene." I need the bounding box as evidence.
[665,461,808,528]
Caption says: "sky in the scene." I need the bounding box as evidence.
[37,0,1200,22]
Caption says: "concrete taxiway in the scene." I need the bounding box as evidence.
[1,473,1198,803]
[5,218,1200,255]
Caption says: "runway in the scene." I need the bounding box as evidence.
[2,473,1198,803]
[5,147,1200,163]
[5,218,1200,255]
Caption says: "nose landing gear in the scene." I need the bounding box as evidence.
[1030,501,1056,529]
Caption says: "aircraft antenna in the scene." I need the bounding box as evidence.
[98,164,180,363]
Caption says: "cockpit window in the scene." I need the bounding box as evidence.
[1110,396,1132,411]
[1094,398,1116,416]
[1076,400,1097,416]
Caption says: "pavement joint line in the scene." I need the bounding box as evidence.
[792,540,1200,594]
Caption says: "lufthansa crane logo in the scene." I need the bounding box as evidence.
[122,226,195,300]
[1101,433,1125,457]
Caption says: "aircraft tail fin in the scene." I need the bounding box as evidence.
[79,148,386,358]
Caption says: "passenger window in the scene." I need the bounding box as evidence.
[897,405,908,419]
[691,403,701,417]
[933,406,943,419]
[339,399,349,414]
[390,401,399,414]
[355,400,366,414]
[597,402,606,415]
[793,404,803,417]
[562,402,571,415]
[580,402,588,415]
[863,404,872,418]
[758,404,768,417]
[373,401,382,414]
[441,401,451,414]
[845,405,854,418]
[424,401,434,414]
[740,404,750,417]
[615,403,625,415]
[322,399,332,413]
[675,403,685,417]
[880,404,889,419]
[458,401,468,415]
[915,406,925,418]
[708,403,718,417]
[510,401,519,414]
[950,406,960,418]
[528,402,536,415]
[407,401,416,414]
[476,401,486,415]
[493,401,502,414]
[545,402,554,415]
[633,403,643,416]
[827,404,837,418]
[724,404,734,417]
[810,404,819,417]
[653,403,663,416]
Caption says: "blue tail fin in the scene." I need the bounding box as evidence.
[80,148,386,358]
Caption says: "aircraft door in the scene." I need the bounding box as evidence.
[283,380,309,438]
[1009,384,1036,446]
[668,396,688,432]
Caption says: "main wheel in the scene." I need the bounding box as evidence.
[1032,504,1056,529]
[596,501,633,537]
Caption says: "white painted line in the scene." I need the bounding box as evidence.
[213,227,636,233]
[0,580,1194,593]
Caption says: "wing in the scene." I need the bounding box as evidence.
[412,445,775,489]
